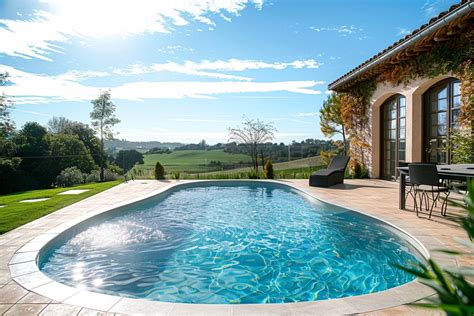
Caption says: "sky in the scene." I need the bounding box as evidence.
[0,0,460,144]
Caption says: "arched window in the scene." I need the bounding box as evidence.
[381,95,406,180]
[423,78,461,163]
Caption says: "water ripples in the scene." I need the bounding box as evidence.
[40,183,423,304]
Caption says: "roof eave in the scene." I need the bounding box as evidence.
[328,1,474,92]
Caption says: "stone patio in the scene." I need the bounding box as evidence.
[0,179,470,315]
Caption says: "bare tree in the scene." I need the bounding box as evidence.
[228,117,276,171]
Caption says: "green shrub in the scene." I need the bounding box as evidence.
[56,167,84,187]
[263,160,274,179]
[85,170,100,183]
[352,161,363,179]
[172,171,180,180]
[108,164,123,175]
[103,169,120,181]
[248,169,260,179]
[449,128,474,164]
[154,161,165,180]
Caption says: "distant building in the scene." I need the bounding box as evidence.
[329,0,473,180]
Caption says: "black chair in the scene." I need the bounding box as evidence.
[399,161,437,208]
[408,163,450,218]
[309,156,350,187]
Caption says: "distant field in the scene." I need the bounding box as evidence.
[132,149,252,175]
[131,151,324,179]
[202,155,324,175]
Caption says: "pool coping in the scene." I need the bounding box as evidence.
[9,180,437,315]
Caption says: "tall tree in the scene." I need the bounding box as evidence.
[90,90,120,181]
[0,72,20,193]
[228,117,276,171]
[0,72,14,137]
[319,93,348,155]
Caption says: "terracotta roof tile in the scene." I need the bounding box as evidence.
[328,0,472,90]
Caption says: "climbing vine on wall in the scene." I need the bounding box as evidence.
[339,80,376,167]
[336,33,473,169]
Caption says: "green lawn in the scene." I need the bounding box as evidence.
[201,156,324,176]
[0,180,122,234]
[133,149,252,175]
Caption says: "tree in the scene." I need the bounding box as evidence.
[90,90,120,181]
[0,72,14,137]
[319,94,348,155]
[154,161,165,180]
[0,72,20,193]
[48,117,102,166]
[49,134,96,176]
[114,150,144,173]
[228,117,276,171]
[15,122,51,188]
[47,116,73,134]
[264,159,274,179]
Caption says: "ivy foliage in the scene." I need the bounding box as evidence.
[334,34,473,168]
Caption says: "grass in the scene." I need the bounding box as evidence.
[131,154,325,180]
[0,180,122,234]
[132,149,252,175]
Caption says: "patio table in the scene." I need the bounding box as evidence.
[397,164,474,210]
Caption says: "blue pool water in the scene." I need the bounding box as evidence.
[39,182,423,304]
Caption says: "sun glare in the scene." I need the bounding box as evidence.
[45,0,168,38]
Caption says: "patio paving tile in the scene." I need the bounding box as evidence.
[39,303,82,315]
[13,271,53,289]
[0,284,28,303]
[77,307,114,315]
[17,292,52,304]
[108,298,173,315]
[63,291,121,312]
[3,303,48,315]
[0,304,13,314]
[9,261,39,278]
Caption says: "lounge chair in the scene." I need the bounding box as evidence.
[309,156,350,187]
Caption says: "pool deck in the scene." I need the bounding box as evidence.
[0,179,470,315]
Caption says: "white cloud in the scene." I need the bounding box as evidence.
[54,70,109,82]
[167,118,240,124]
[0,0,265,61]
[0,65,323,104]
[422,0,447,17]
[113,59,322,81]
[396,27,411,37]
[11,108,52,117]
[294,112,318,117]
[310,25,363,36]
[157,45,194,54]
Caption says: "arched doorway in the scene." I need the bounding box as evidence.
[423,78,461,163]
[381,95,406,180]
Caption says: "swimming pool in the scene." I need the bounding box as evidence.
[38,181,424,304]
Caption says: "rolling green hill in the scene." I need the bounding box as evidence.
[130,150,324,179]
[132,149,252,175]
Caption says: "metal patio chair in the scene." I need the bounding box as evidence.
[408,163,450,218]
